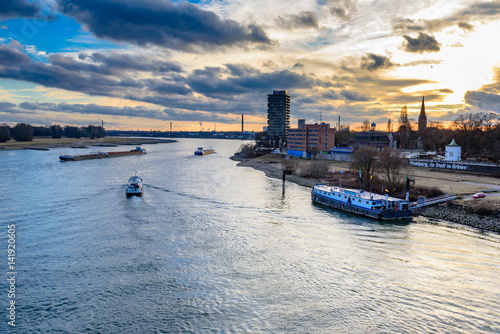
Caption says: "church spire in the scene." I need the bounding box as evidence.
[418,96,427,132]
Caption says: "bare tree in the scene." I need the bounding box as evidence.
[350,146,377,188]
[376,148,406,191]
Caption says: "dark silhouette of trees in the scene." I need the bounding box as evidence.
[11,123,34,141]
[83,125,105,139]
[0,124,10,142]
[33,126,51,136]
[64,126,82,138]
[335,127,352,147]
[236,142,257,159]
[50,125,63,139]
[452,112,500,158]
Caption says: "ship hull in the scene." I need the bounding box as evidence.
[59,147,146,161]
[312,191,412,220]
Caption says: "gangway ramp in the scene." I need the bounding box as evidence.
[410,194,457,209]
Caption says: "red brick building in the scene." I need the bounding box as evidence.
[287,121,336,157]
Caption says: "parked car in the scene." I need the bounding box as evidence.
[473,193,486,198]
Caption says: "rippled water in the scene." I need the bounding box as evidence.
[1,138,499,333]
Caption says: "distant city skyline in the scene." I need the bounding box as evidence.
[1,0,500,131]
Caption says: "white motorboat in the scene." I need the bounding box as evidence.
[126,175,143,197]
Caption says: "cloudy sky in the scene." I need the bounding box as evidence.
[1,0,500,131]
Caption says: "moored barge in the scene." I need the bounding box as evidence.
[59,147,147,161]
[312,184,412,220]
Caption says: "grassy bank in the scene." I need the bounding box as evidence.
[0,137,175,150]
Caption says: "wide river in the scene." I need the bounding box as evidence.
[1,138,499,333]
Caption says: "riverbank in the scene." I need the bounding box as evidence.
[0,137,176,151]
[235,154,500,233]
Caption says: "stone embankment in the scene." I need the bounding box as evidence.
[414,203,500,233]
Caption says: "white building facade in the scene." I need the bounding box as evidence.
[445,139,461,161]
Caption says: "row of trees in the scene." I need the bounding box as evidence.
[0,124,106,142]
[336,112,500,159]
[397,112,500,158]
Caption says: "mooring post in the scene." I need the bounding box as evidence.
[282,167,286,196]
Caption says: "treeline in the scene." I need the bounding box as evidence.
[335,112,500,160]
[0,123,105,142]
[398,112,500,159]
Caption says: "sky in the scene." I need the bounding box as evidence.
[1,0,500,132]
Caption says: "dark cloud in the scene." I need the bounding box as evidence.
[465,91,500,112]
[340,90,370,102]
[85,52,183,73]
[392,18,451,33]
[322,90,342,100]
[186,66,330,99]
[0,0,41,19]
[225,64,259,77]
[458,1,500,17]
[275,11,319,30]
[402,32,441,53]
[0,45,32,65]
[393,1,500,35]
[57,0,272,51]
[361,53,395,71]
[63,51,184,75]
[0,45,192,100]
[19,102,170,119]
[328,0,357,22]
[293,63,304,68]
[0,43,336,119]
[161,108,239,123]
[401,59,442,67]
[0,101,17,111]
[458,21,474,32]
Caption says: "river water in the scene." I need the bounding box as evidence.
[1,138,499,333]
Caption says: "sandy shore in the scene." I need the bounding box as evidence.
[235,154,500,233]
[0,137,175,151]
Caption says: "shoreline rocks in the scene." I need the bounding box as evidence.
[414,203,500,233]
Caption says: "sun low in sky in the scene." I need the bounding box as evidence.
[0,0,499,131]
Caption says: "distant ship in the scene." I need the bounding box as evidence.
[126,175,143,197]
[312,184,412,220]
[194,147,215,155]
[59,147,147,161]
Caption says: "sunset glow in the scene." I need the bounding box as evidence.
[1,0,500,131]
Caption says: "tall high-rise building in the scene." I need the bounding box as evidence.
[267,90,290,145]
[418,96,427,132]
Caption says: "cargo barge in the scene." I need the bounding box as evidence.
[194,147,215,155]
[59,147,147,161]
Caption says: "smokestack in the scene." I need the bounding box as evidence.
[241,114,244,134]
